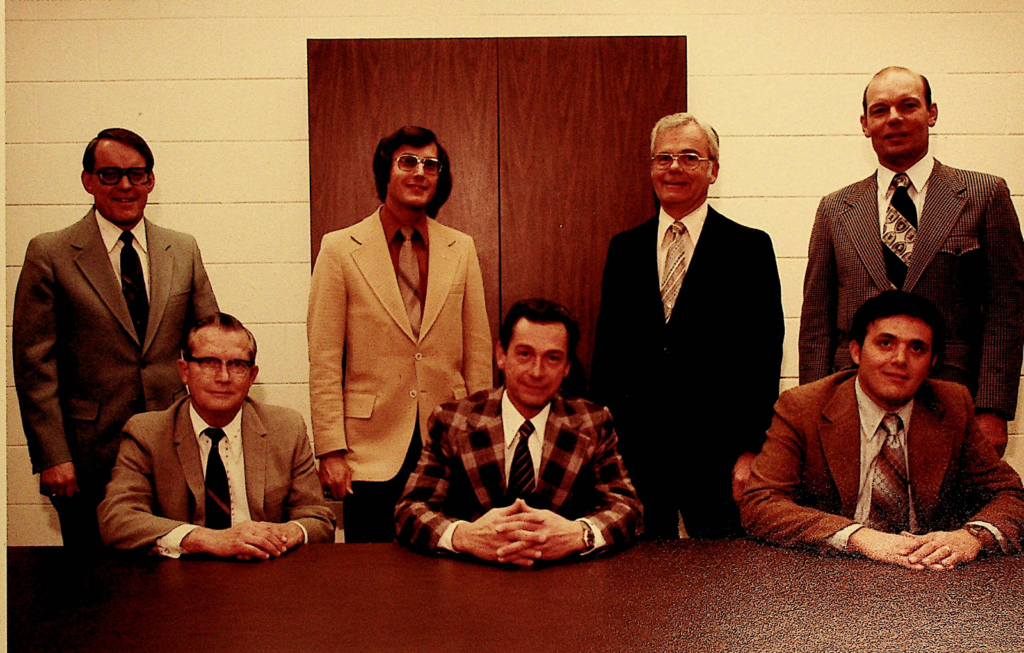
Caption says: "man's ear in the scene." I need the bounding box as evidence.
[495,341,506,374]
[177,358,189,386]
[849,340,862,366]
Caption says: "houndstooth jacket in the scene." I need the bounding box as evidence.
[394,388,643,553]
[799,160,1024,418]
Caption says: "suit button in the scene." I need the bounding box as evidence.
[409,390,418,398]
[414,353,423,361]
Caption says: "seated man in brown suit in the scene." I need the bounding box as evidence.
[742,292,1024,570]
[395,299,642,565]
[99,313,334,559]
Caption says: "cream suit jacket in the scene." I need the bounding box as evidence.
[307,209,492,481]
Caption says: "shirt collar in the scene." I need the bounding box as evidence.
[877,153,935,196]
[854,376,914,441]
[379,204,431,249]
[188,401,244,444]
[95,211,148,255]
[501,390,551,450]
[658,200,708,246]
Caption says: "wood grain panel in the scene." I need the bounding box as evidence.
[497,37,687,372]
[307,38,500,330]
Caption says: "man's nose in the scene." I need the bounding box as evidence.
[888,107,902,123]
[215,361,232,381]
[117,174,134,189]
[893,345,908,363]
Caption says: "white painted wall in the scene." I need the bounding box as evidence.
[6,0,1023,545]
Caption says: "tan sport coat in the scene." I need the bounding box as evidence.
[740,371,1024,552]
[13,209,218,493]
[308,209,492,481]
[98,397,335,549]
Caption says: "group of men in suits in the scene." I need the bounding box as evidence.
[13,64,1024,567]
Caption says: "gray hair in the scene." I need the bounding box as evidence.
[650,112,720,162]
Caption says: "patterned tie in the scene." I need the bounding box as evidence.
[882,173,918,289]
[508,420,536,499]
[119,230,149,343]
[204,428,232,529]
[396,227,422,338]
[866,413,911,534]
[660,221,692,322]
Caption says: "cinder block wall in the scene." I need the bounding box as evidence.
[6,0,1023,545]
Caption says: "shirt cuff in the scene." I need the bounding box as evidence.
[438,521,466,552]
[579,518,607,555]
[293,521,309,545]
[966,521,1009,554]
[828,523,864,551]
[155,524,199,558]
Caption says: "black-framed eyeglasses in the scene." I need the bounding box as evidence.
[395,154,442,175]
[183,355,254,378]
[650,153,712,171]
[94,167,151,186]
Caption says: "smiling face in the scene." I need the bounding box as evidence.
[178,327,259,428]
[650,122,719,219]
[81,138,155,229]
[496,318,572,419]
[860,69,937,172]
[384,142,439,216]
[850,315,936,411]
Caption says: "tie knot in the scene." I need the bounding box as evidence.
[881,413,902,438]
[204,427,226,445]
[119,230,135,246]
[669,221,687,236]
[518,420,535,438]
[398,226,418,243]
[891,173,912,191]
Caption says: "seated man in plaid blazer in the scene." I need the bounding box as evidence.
[395,299,642,565]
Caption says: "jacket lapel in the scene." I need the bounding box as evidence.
[905,383,953,525]
[71,209,139,343]
[349,209,417,342]
[173,398,207,523]
[240,400,268,521]
[819,380,863,517]
[838,175,894,292]
[419,220,457,339]
[143,220,173,355]
[463,389,508,510]
[904,161,966,291]
[534,395,587,510]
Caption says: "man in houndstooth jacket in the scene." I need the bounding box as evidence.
[395,299,642,565]
[799,66,1024,456]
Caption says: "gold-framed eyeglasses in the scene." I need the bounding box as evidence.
[395,154,442,175]
[651,152,712,171]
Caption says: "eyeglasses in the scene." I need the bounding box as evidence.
[94,167,151,186]
[395,154,442,175]
[184,355,254,378]
[650,153,712,171]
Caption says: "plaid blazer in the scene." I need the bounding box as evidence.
[395,388,643,553]
[799,161,1024,418]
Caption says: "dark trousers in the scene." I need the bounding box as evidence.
[50,489,105,549]
[343,427,423,543]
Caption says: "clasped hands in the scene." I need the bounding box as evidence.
[848,527,984,571]
[181,520,305,561]
[451,498,586,567]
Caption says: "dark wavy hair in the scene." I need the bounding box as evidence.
[850,291,945,361]
[372,126,452,218]
[83,128,155,172]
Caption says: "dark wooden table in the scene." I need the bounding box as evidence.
[8,540,1024,652]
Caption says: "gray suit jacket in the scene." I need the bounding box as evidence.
[98,397,335,549]
[13,209,218,493]
[799,161,1024,418]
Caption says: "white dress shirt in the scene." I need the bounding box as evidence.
[95,212,151,299]
[874,154,934,233]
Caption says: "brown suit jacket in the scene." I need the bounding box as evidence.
[98,397,335,549]
[307,209,492,481]
[13,209,218,493]
[395,388,643,553]
[740,371,1024,552]
[799,161,1024,418]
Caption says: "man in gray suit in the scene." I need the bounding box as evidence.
[13,128,218,547]
[800,66,1024,456]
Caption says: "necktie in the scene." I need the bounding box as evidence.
[396,227,422,338]
[119,230,149,343]
[660,221,692,322]
[508,420,536,500]
[882,173,918,289]
[866,413,911,534]
[204,428,232,529]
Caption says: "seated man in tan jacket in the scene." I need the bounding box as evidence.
[99,313,334,559]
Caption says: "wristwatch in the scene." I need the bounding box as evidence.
[964,524,998,553]
[580,521,596,553]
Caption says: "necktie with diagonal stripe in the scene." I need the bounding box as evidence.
[119,230,148,343]
[866,413,911,534]
[508,420,536,500]
[660,221,691,322]
[882,173,918,289]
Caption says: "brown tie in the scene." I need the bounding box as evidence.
[396,227,422,337]
[660,221,692,322]
[866,413,911,533]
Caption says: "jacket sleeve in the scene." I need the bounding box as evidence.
[461,238,493,395]
[307,233,350,456]
[581,410,644,548]
[799,197,841,386]
[281,417,337,543]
